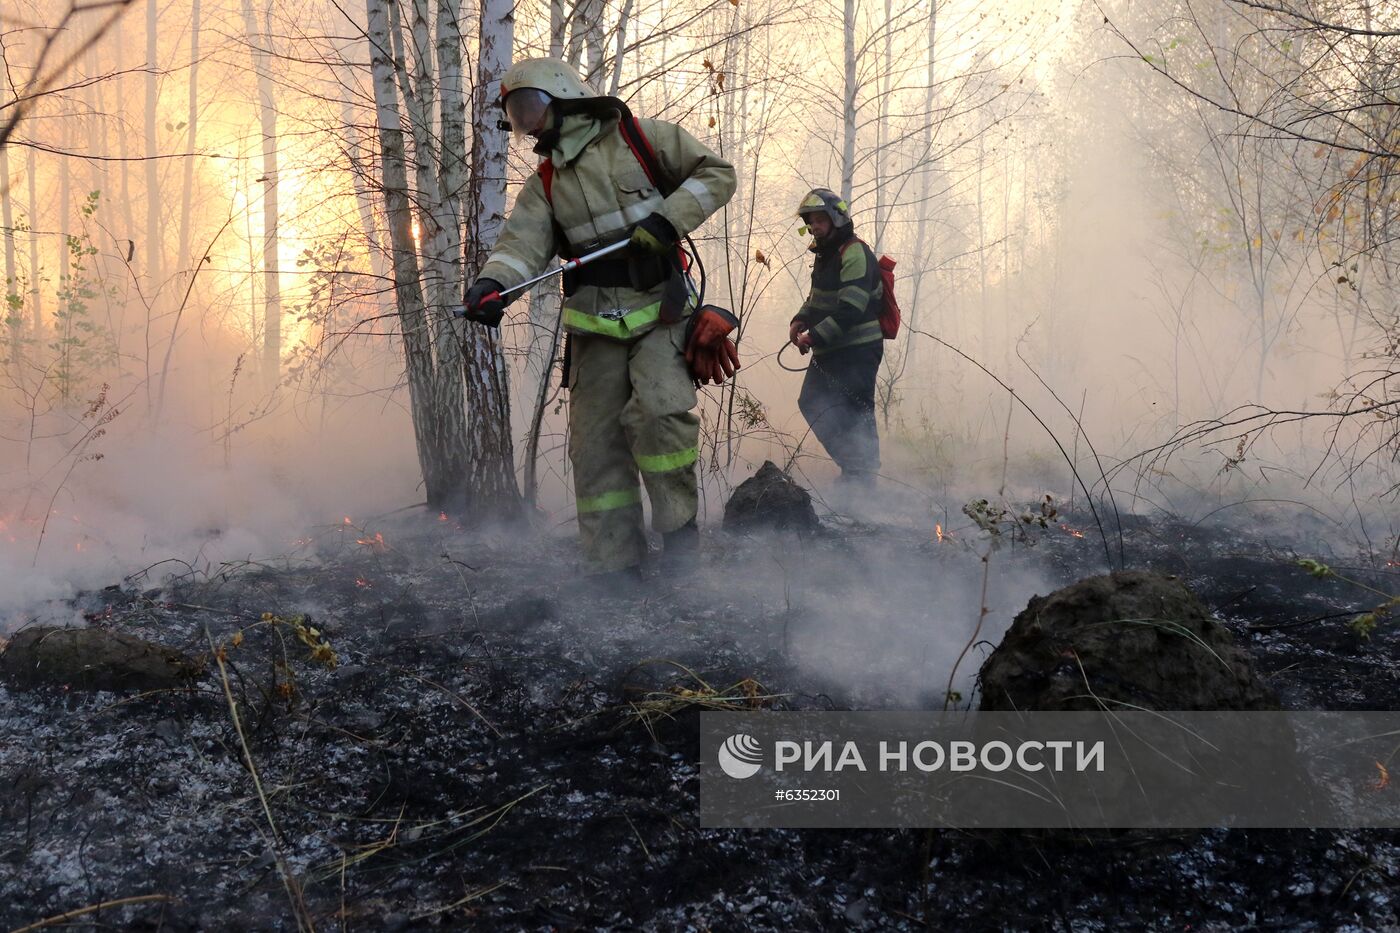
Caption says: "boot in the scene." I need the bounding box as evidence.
[565,563,645,599]
[660,518,700,573]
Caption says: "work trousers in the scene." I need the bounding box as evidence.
[568,323,700,572]
[797,341,883,480]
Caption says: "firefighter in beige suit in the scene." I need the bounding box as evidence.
[459,59,737,577]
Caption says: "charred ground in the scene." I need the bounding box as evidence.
[1,503,1398,931]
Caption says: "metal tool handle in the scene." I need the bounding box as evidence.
[498,239,631,299]
[454,240,633,320]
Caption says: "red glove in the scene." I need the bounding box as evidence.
[689,339,740,385]
[684,305,742,384]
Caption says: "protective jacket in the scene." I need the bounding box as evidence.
[479,110,736,342]
[792,228,884,355]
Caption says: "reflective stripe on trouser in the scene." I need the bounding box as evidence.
[798,341,883,476]
[569,323,700,572]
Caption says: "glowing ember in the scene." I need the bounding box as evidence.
[355,577,372,588]
[343,516,353,525]
[438,512,449,522]
[1372,761,1391,792]
[1060,523,1085,539]
[356,532,388,552]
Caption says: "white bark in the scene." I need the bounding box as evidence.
[340,81,389,286]
[904,0,937,368]
[239,0,281,380]
[873,0,892,245]
[367,0,439,496]
[464,0,520,514]
[144,0,162,291]
[2,141,16,367]
[428,0,469,484]
[176,0,201,282]
[566,0,603,77]
[840,0,857,204]
[25,144,40,334]
[58,101,71,291]
[113,15,136,271]
[606,0,634,97]
[549,0,568,59]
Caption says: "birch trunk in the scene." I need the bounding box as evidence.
[340,84,389,286]
[840,0,857,204]
[428,0,470,488]
[176,0,201,282]
[549,0,568,59]
[606,0,634,97]
[873,0,892,246]
[25,145,40,334]
[114,15,137,275]
[2,141,16,368]
[464,0,521,517]
[58,103,71,291]
[240,0,281,381]
[367,0,440,499]
[144,0,162,291]
[904,0,937,372]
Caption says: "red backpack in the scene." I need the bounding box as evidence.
[841,239,901,340]
[537,112,673,204]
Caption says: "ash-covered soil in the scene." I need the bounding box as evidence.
[2,502,1398,931]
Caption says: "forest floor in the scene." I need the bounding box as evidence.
[2,491,1399,931]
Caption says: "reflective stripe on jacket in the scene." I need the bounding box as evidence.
[792,230,884,355]
[479,111,736,341]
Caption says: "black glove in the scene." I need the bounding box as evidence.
[628,213,678,258]
[460,278,506,327]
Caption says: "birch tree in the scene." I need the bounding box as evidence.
[364,0,517,517]
[239,0,282,382]
[143,0,162,291]
[175,0,200,284]
[464,0,520,516]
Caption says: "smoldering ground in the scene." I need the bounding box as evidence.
[3,472,1399,929]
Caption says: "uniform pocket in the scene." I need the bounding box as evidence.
[615,168,655,199]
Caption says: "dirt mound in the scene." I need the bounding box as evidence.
[0,625,202,692]
[978,570,1278,711]
[723,461,818,534]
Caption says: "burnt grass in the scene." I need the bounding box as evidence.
[2,505,1399,931]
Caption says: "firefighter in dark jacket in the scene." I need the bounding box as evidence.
[790,188,883,488]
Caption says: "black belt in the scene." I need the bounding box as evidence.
[563,258,633,295]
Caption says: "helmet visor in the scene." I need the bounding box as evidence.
[504,88,553,140]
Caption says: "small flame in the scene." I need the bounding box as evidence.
[935,523,944,543]
[1059,523,1085,539]
[356,532,388,552]
[1372,761,1391,792]
[355,577,372,588]
[343,516,353,525]
[438,512,449,522]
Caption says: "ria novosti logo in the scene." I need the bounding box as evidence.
[717,733,764,779]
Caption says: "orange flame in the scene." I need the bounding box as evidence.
[1060,523,1085,539]
[935,523,944,543]
[356,532,387,552]
[1372,761,1391,792]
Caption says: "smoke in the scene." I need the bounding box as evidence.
[0,390,424,629]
